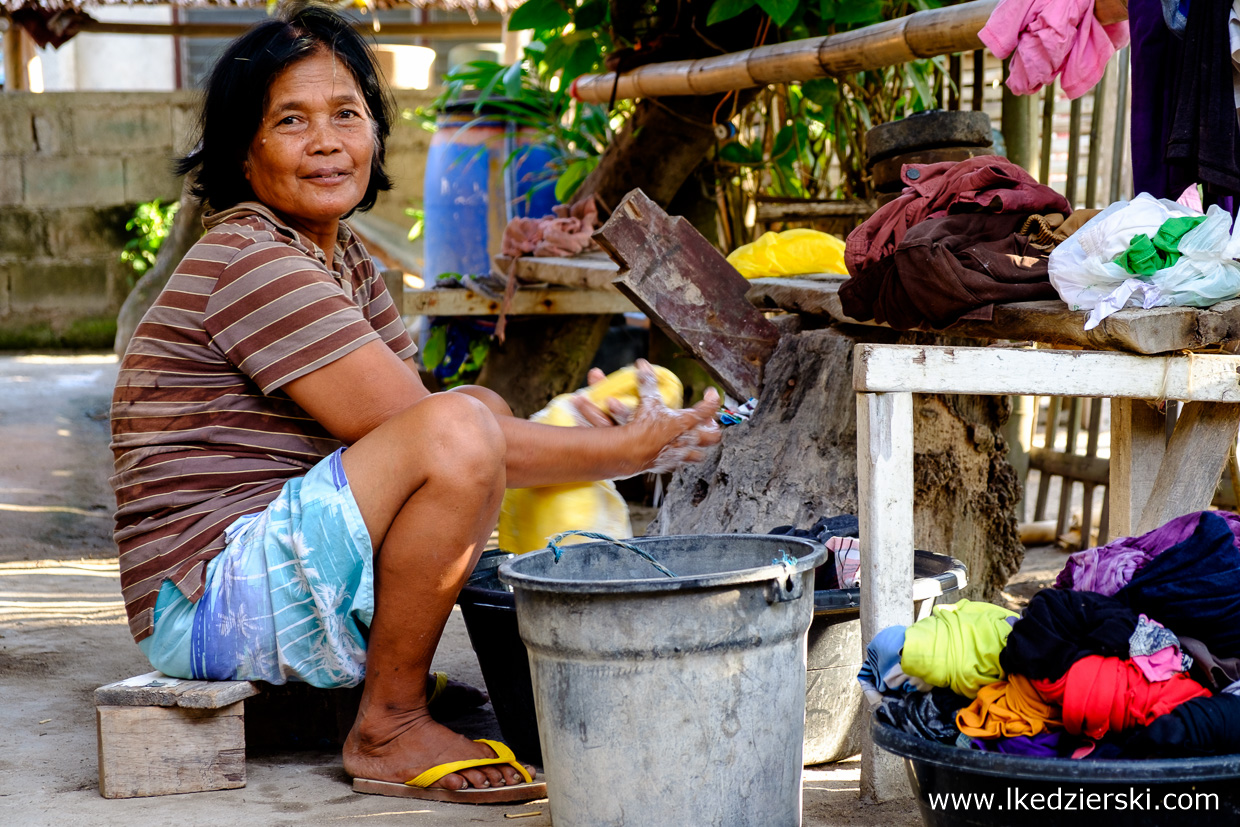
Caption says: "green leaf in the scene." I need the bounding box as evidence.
[756,0,798,26]
[502,61,525,100]
[508,0,570,31]
[835,0,883,26]
[554,156,598,202]
[718,141,759,165]
[574,0,608,30]
[707,0,757,26]
[422,325,447,371]
[907,64,934,110]
[561,38,601,84]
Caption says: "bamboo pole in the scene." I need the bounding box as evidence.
[70,19,501,38]
[572,0,1129,103]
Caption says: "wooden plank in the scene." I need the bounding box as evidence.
[1028,445,1109,486]
[492,254,621,291]
[404,287,635,317]
[1109,399,1167,537]
[1055,398,1083,537]
[856,391,915,803]
[76,20,502,38]
[95,672,261,710]
[1135,402,1240,534]
[97,703,246,798]
[853,344,1240,403]
[754,200,876,222]
[594,189,783,401]
[745,276,1240,355]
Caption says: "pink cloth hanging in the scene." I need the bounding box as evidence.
[979,0,1131,100]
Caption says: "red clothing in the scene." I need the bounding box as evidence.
[1032,655,1211,739]
[840,155,1070,325]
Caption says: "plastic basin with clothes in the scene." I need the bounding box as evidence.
[873,718,1240,826]
[805,549,967,765]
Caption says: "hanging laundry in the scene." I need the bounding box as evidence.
[1116,510,1240,659]
[956,673,1065,739]
[900,599,1020,699]
[1180,636,1240,691]
[842,155,1069,328]
[1166,0,1240,201]
[1000,588,1139,680]
[978,0,1130,99]
[875,687,972,744]
[1055,510,1240,595]
[1126,694,1240,757]
[1129,614,1193,682]
[1032,655,1211,739]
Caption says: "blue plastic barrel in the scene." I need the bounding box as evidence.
[423,102,559,280]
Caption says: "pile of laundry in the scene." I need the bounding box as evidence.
[864,509,1240,759]
[839,154,1084,330]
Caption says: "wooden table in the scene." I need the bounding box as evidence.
[750,275,1240,799]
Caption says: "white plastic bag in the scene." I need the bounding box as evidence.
[1047,193,1240,329]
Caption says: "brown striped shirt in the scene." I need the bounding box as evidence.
[110,202,416,643]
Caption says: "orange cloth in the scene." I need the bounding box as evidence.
[1032,655,1211,739]
[956,673,1063,739]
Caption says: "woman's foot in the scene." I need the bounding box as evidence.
[426,672,489,721]
[344,708,532,790]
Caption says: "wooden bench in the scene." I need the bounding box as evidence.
[96,671,261,798]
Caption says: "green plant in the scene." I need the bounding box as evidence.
[120,199,180,282]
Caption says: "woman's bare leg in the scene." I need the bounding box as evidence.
[340,392,525,790]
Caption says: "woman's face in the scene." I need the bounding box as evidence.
[245,48,374,247]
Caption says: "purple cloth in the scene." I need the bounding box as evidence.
[1055,511,1240,595]
[970,731,1064,757]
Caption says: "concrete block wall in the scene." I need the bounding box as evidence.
[0,88,433,348]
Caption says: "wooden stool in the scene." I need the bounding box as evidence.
[95,671,261,798]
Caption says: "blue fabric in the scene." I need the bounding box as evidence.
[1117,511,1240,660]
[139,448,375,688]
[858,625,915,696]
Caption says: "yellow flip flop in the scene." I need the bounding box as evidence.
[426,671,489,719]
[352,739,547,804]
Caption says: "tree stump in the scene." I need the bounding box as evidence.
[650,324,1024,603]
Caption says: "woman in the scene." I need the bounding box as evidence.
[109,3,720,804]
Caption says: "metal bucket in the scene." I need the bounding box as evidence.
[499,534,826,827]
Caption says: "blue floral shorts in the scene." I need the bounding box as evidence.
[139,448,374,688]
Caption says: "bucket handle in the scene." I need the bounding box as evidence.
[544,531,677,578]
[767,550,804,603]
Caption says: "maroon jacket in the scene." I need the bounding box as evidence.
[840,155,1070,327]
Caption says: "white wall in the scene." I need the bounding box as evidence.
[35,5,175,92]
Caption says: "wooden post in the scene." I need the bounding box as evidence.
[1135,402,1240,534]
[857,390,915,803]
[1109,399,1166,537]
[3,16,31,92]
[1001,59,1037,175]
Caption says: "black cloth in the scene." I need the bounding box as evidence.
[874,687,970,744]
[1126,695,1240,757]
[1180,636,1240,692]
[1165,0,1240,201]
[1117,511,1240,660]
[999,588,1139,681]
[1129,0,1195,201]
[884,212,1056,331]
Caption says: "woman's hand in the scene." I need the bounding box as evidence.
[620,360,721,476]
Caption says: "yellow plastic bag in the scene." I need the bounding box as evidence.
[498,365,683,554]
[725,228,847,279]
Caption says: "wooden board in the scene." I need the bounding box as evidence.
[1136,401,1240,534]
[1109,400,1167,538]
[492,253,621,291]
[97,702,246,798]
[853,344,1240,402]
[404,286,635,317]
[594,189,783,400]
[746,276,1240,355]
[95,671,261,710]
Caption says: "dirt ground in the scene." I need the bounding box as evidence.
[0,351,1069,827]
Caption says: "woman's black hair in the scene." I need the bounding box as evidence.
[176,2,395,214]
